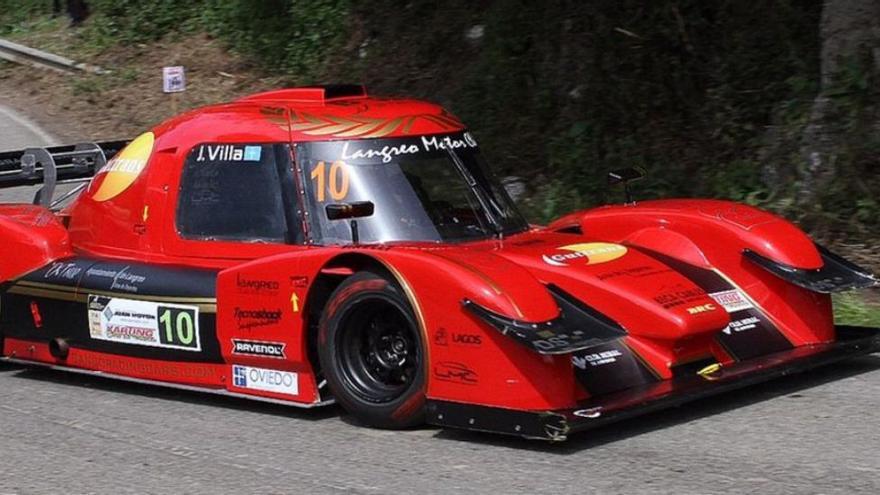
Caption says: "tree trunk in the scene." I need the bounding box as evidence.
[798,0,880,206]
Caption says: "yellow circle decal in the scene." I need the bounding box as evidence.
[542,242,628,266]
[92,132,155,202]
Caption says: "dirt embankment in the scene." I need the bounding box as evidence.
[0,32,282,142]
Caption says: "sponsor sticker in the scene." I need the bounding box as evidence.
[722,316,761,335]
[542,243,628,267]
[686,303,717,315]
[231,339,286,359]
[572,349,623,369]
[433,328,481,347]
[235,274,280,295]
[232,365,299,396]
[709,289,754,313]
[195,144,264,163]
[234,307,283,330]
[85,265,147,293]
[92,132,155,202]
[44,261,84,281]
[87,295,200,351]
[433,361,478,385]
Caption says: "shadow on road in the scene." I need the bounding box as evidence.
[2,354,878,450]
[431,354,880,453]
[0,360,342,421]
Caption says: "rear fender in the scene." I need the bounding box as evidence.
[0,205,72,283]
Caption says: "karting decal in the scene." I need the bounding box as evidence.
[433,361,479,385]
[542,243,628,267]
[87,295,201,351]
[232,365,299,396]
[92,132,154,202]
[231,339,286,359]
[709,289,754,313]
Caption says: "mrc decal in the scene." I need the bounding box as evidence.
[91,131,155,202]
[542,242,628,267]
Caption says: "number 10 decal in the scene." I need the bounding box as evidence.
[158,306,198,349]
[310,160,350,202]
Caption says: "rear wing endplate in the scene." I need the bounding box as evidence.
[0,140,128,208]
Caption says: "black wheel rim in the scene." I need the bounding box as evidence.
[337,299,420,404]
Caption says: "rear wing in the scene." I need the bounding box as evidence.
[0,140,128,208]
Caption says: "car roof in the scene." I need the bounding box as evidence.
[150,85,466,148]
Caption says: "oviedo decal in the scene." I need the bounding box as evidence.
[87,295,201,351]
[91,131,155,202]
[542,243,628,267]
[232,365,299,397]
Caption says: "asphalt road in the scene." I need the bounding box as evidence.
[1,104,879,495]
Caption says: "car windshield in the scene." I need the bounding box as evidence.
[297,132,529,244]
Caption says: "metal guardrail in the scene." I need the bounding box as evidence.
[0,38,104,74]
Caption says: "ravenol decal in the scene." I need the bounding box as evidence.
[542,243,628,267]
[92,132,155,202]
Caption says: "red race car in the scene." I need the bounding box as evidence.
[0,85,877,441]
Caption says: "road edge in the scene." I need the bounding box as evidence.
[0,104,58,148]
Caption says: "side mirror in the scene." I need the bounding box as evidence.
[607,167,646,204]
[325,201,374,244]
[325,201,375,221]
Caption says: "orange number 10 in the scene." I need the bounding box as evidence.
[310,161,350,202]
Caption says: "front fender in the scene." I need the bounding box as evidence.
[223,246,582,411]
[549,199,837,345]
[364,248,580,411]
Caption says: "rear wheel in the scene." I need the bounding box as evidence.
[318,271,426,428]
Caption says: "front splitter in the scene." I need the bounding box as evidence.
[426,325,880,441]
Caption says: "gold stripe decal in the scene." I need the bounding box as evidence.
[7,281,217,313]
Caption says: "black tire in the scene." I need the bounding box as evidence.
[318,271,426,429]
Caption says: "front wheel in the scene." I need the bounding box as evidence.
[317,271,426,429]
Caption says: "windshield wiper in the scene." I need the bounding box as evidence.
[446,148,504,238]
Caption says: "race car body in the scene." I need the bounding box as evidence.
[0,84,877,441]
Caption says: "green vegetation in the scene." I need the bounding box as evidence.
[834,293,880,327]
[0,1,876,238]
[0,1,877,320]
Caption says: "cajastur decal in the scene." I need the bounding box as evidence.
[542,242,628,267]
[91,131,155,202]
